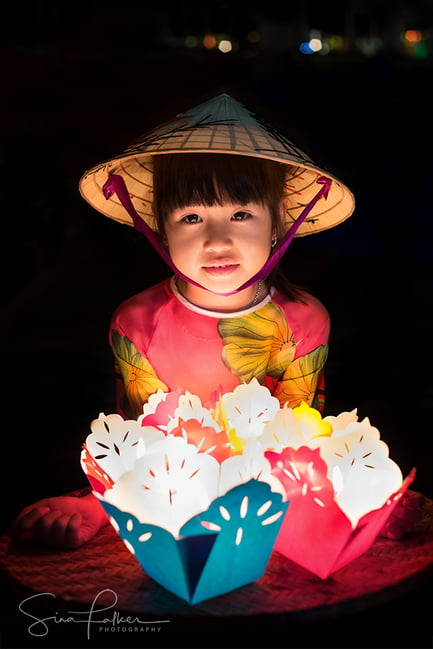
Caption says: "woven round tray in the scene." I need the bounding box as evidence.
[1,495,433,621]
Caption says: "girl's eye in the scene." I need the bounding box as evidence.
[182,213,202,224]
[232,211,251,221]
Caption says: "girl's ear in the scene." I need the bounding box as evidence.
[277,198,288,236]
[279,197,288,221]
[272,199,288,247]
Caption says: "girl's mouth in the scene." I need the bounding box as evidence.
[203,263,240,276]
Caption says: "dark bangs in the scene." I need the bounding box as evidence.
[152,153,287,229]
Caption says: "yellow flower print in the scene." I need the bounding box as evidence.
[217,303,297,383]
[273,344,328,408]
[111,330,168,418]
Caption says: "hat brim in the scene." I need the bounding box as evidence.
[79,94,355,237]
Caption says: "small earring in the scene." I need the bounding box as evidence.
[271,235,278,248]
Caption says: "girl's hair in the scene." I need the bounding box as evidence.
[152,153,305,302]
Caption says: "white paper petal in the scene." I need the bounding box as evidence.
[139,388,170,418]
[313,422,403,526]
[222,379,280,439]
[260,405,303,450]
[329,417,379,439]
[166,391,221,433]
[104,435,220,536]
[85,413,158,481]
[219,442,285,498]
[324,408,359,431]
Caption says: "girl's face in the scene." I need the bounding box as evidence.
[164,199,285,311]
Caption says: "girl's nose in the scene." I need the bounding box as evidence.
[203,222,232,251]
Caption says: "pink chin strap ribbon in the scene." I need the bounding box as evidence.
[103,174,331,296]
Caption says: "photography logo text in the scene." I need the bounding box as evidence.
[18,588,170,639]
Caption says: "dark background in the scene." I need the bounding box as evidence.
[1,1,433,647]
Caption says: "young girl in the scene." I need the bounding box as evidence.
[10,94,421,547]
[110,151,331,422]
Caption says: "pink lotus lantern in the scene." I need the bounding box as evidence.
[260,401,415,578]
[81,379,414,600]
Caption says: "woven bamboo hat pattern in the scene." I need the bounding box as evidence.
[79,93,355,237]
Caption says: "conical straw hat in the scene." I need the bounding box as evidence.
[79,93,354,237]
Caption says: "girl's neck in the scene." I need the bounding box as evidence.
[174,276,268,313]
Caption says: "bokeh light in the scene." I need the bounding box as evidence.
[203,34,217,49]
[218,39,232,53]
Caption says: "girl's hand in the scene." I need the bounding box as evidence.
[9,494,109,549]
[379,489,425,540]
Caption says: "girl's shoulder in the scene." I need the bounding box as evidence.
[269,288,330,349]
[110,278,173,329]
[271,287,330,322]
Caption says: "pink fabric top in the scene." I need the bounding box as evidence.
[109,277,330,419]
